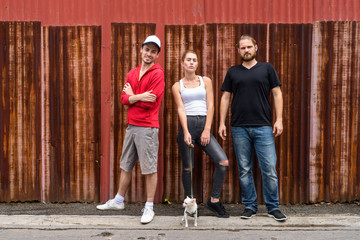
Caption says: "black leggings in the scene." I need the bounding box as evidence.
[177,116,228,199]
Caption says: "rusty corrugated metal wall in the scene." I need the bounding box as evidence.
[1,0,360,204]
[42,26,101,202]
[1,21,359,204]
[111,23,158,202]
[0,22,41,201]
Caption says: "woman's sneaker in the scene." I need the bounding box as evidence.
[205,199,230,218]
[268,210,287,221]
[96,199,124,210]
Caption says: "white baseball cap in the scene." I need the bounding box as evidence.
[142,35,161,52]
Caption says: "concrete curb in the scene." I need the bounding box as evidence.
[1,214,359,231]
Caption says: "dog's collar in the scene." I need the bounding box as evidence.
[186,210,197,217]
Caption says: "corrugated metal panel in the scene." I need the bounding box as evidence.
[203,0,360,23]
[269,24,313,203]
[0,21,41,202]
[310,21,360,203]
[1,0,360,25]
[42,26,101,202]
[111,23,157,202]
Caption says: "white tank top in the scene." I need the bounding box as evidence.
[180,76,207,116]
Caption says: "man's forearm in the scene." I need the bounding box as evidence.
[273,90,283,121]
[219,93,231,125]
[128,94,140,104]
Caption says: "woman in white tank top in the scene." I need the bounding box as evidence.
[171,50,230,218]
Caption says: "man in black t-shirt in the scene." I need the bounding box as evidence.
[218,35,287,222]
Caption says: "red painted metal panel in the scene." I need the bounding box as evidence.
[1,0,360,25]
[42,26,101,202]
[0,21,41,202]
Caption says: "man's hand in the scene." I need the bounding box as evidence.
[123,83,134,95]
[218,124,227,140]
[139,90,157,102]
[273,120,283,137]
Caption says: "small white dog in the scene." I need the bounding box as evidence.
[182,196,198,227]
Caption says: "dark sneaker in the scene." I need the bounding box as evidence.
[268,210,287,221]
[240,208,256,219]
[205,199,230,218]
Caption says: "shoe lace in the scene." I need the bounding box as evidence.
[142,207,151,214]
[245,209,253,214]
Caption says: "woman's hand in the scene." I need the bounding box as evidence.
[200,130,210,146]
[184,131,194,148]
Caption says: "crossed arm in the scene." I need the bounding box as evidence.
[123,82,157,104]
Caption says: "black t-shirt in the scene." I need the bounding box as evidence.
[221,62,281,127]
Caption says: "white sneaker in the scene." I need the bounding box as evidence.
[140,207,155,224]
[96,199,124,210]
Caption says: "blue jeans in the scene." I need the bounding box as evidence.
[231,126,279,213]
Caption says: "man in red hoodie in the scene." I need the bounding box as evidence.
[97,35,165,224]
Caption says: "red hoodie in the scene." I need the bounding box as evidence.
[121,63,165,128]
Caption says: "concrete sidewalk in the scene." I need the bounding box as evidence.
[1,214,360,231]
[1,202,360,231]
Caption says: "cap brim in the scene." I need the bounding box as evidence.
[142,42,161,52]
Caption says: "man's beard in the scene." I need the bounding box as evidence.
[241,53,256,62]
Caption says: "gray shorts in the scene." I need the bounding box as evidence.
[120,125,159,174]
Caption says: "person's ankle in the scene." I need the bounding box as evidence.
[145,202,154,210]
